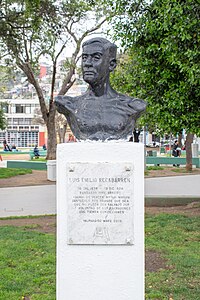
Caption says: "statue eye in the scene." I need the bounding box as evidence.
[82,55,87,61]
[93,54,101,60]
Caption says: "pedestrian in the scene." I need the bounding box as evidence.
[3,138,7,150]
[172,140,181,166]
[33,145,40,158]
[3,139,11,151]
[11,144,18,151]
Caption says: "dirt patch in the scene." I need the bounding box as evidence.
[0,170,55,188]
[146,202,200,217]
[145,166,200,178]
[1,154,30,160]
[145,250,170,272]
[0,215,56,234]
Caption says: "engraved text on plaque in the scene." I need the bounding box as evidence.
[67,162,134,245]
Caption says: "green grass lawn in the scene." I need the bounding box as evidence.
[0,214,199,299]
[171,168,193,174]
[30,158,47,162]
[145,165,164,175]
[145,214,200,300]
[146,166,164,171]
[0,226,56,300]
[0,168,32,179]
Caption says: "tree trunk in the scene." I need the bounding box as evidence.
[57,129,62,144]
[57,125,67,144]
[178,131,183,148]
[185,132,194,172]
[46,108,57,160]
[62,123,67,143]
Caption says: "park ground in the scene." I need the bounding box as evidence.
[1,163,200,188]
[0,162,199,299]
[0,204,199,278]
[0,166,200,275]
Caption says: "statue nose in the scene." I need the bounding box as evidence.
[84,56,93,66]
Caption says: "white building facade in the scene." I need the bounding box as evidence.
[0,98,46,148]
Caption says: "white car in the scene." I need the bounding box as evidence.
[146,142,160,148]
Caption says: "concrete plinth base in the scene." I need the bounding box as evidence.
[56,142,144,300]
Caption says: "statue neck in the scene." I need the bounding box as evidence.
[88,78,115,97]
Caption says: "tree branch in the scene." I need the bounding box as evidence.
[22,28,29,62]
[17,61,48,124]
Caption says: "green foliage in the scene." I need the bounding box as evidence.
[0,168,32,178]
[146,166,164,171]
[0,65,15,94]
[0,107,6,130]
[0,0,112,159]
[30,157,47,162]
[111,0,200,135]
[172,168,192,174]
[0,0,111,66]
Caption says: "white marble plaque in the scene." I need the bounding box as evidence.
[66,162,134,245]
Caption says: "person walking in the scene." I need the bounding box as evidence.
[172,140,181,166]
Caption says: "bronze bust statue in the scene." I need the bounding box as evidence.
[55,37,147,141]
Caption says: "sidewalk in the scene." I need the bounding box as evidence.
[0,175,199,217]
[145,175,200,206]
[0,185,56,217]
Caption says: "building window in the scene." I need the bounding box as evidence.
[16,105,25,113]
[13,118,24,125]
[13,118,19,125]
[25,105,31,114]
[4,130,39,147]
[7,118,12,125]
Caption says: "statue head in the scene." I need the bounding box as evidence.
[81,37,117,85]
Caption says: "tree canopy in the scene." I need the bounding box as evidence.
[0,108,6,130]
[0,0,111,158]
[111,0,200,136]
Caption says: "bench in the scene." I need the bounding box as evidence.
[29,149,47,159]
[166,150,200,156]
[7,160,47,170]
[146,156,200,168]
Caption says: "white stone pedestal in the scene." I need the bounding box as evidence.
[57,142,144,300]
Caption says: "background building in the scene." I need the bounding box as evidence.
[0,98,45,148]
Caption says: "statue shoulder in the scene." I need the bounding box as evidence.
[55,95,76,103]
[55,95,80,115]
[129,97,147,112]
[118,94,147,112]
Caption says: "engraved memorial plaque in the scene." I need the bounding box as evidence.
[67,162,134,245]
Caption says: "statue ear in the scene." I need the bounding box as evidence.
[109,59,117,72]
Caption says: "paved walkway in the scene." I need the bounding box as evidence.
[145,175,200,196]
[0,175,199,217]
[0,185,56,217]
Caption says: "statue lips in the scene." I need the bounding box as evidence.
[83,69,96,78]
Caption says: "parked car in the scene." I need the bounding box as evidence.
[146,142,160,148]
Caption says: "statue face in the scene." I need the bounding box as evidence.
[82,43,110,85]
